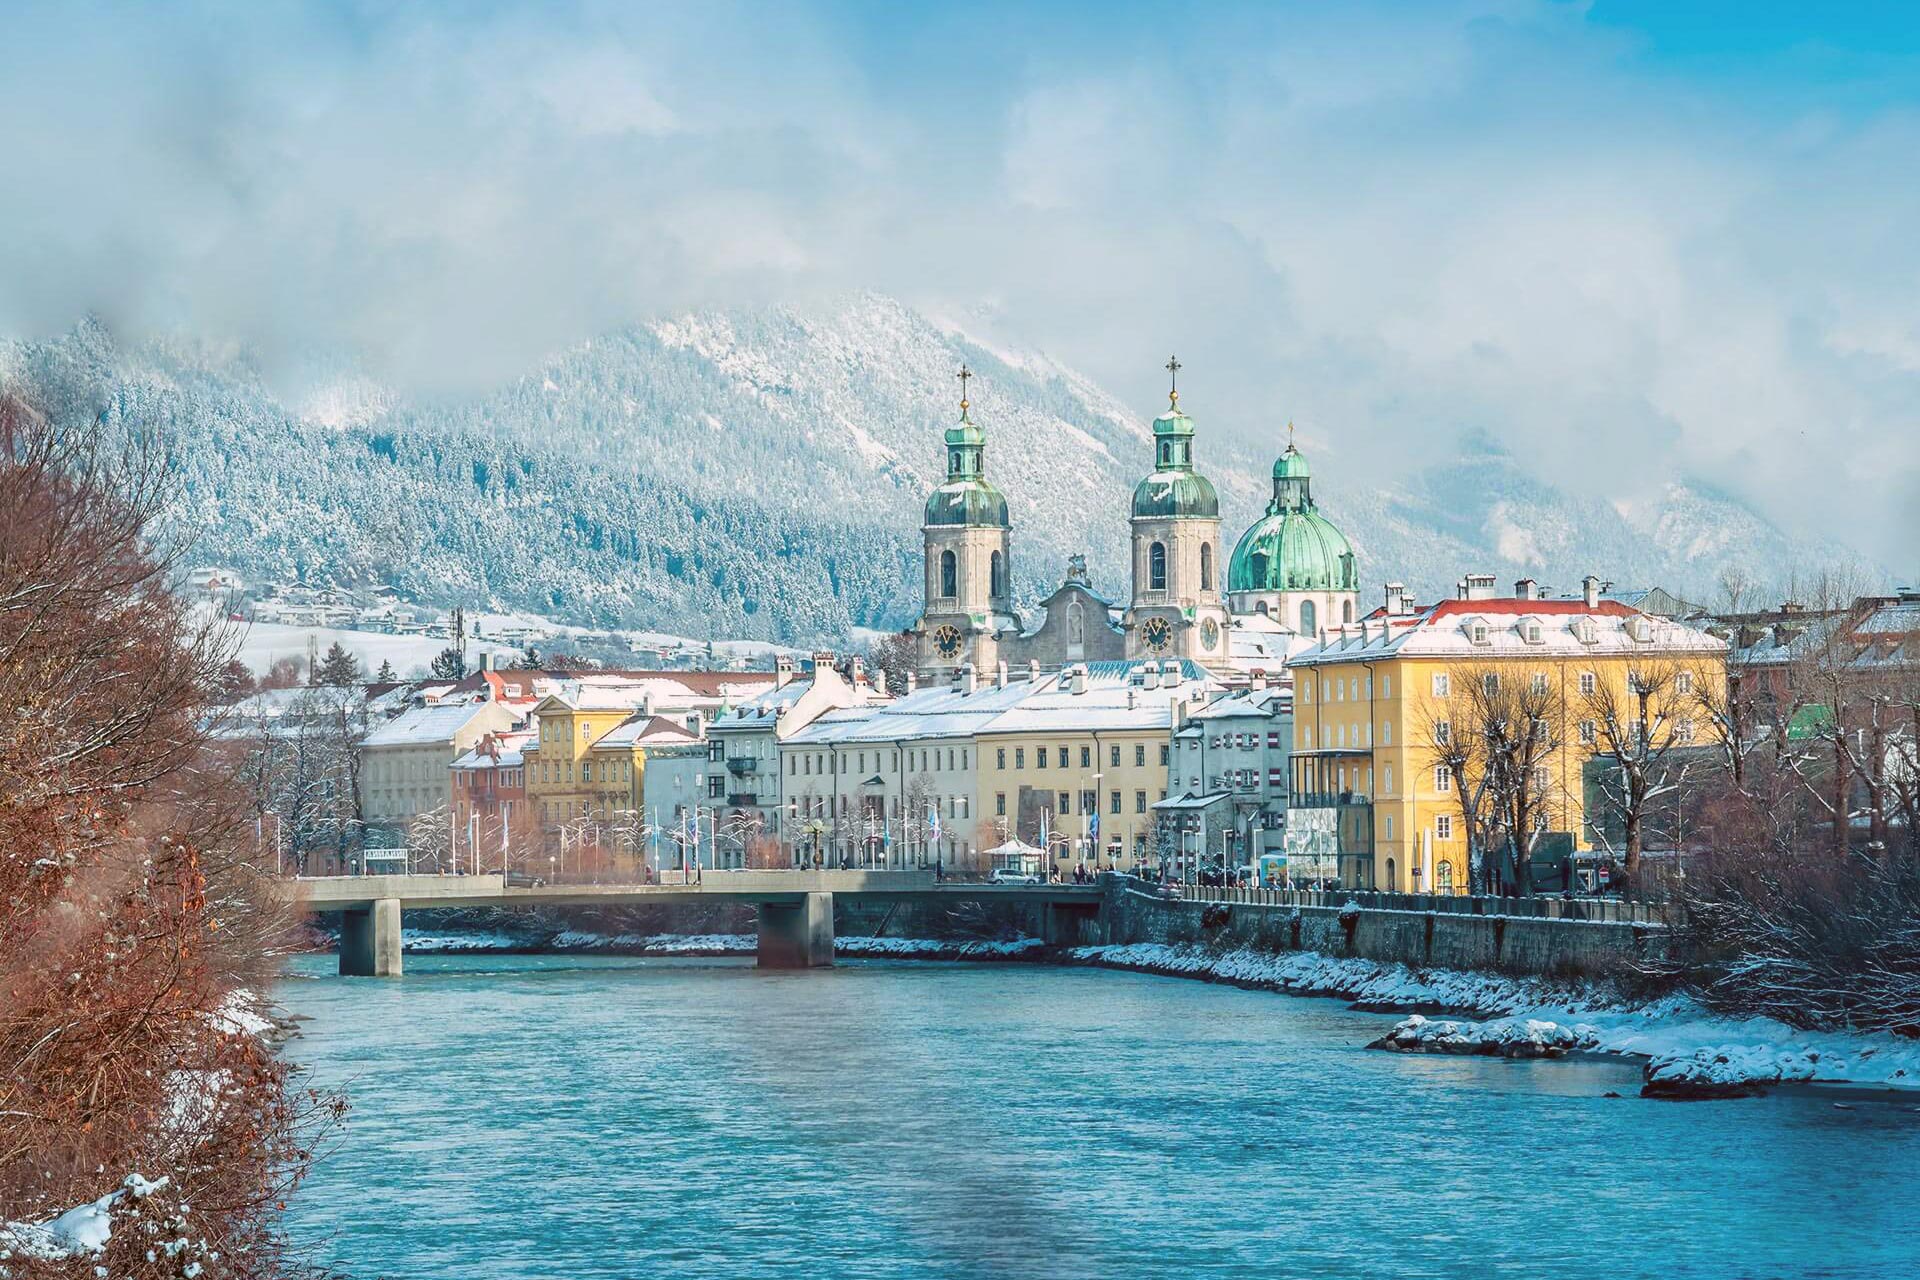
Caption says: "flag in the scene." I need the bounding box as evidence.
[1089,810,1100,845]
[929,803,942,843]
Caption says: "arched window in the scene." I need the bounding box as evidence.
[1436,860,1455,893]
[1149,541,1167,591]
[939,549,957,599]
[1299,599,1317,636]
[1067,602,1085,646]
[1200,543,1214,592]
[990,550,1005,599]
[1256,601,1269,617]
[1385,857,1397,892]
[1342,599,1354,623]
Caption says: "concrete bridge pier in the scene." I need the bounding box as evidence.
[758,893,834,969]
[340,898,404,977]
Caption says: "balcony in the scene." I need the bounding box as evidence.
[726,756,758,775]
[727,792,761,808]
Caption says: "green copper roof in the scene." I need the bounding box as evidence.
[944,414,985,448]
[1228,441,1355,592]
[1131,470,1220,519]
[1132,396,1218,518]
[925,478,1010,527]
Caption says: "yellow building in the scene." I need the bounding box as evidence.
[1287,577,1726,893]
[974,661,1215,873]
[522,692,698,834]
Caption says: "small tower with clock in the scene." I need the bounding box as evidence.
[912,366,1021,679]
[1122,358,1230,670]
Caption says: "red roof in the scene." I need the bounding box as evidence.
[1426,598,1638,620]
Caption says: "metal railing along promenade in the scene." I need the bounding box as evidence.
[1140,880,1673,926]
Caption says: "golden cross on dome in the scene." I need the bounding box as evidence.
[956,364,972,414]
[1165,354,1181,405]
[1288,420,1295,446]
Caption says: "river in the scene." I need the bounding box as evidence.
[277,953,1920,1280]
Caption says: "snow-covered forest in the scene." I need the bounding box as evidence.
[1,295,1857,645]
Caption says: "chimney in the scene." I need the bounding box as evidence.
[906,670,918,694]
[811,650,835,676]
[774,655,796,687]
[1384,582,1408,616]
[873,669,888,696]
[1582,574,1601,608]
[1143,663,1161,692]
[960,662,977,695]
[997,659,1009,688]
[1462,573,1497,601]
[1069,662,1089,695]
[1028,659,1041,683]
[1515,577,1539,600]
[850,656,866,686]
[1251,669,1268,692]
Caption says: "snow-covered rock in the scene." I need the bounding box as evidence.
[1372,1013,1598,1059]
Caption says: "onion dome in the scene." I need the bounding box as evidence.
[1228,437,1356,592]
[1130,375,1220,519]
[924,373,1010,528]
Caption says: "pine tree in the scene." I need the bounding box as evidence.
[430,647,467,680]
[374,659,397,683]
[315,641,362,687]
[521,644,541,668]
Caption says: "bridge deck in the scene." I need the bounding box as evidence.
[281,871,1103,913]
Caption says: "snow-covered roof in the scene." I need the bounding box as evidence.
[451,730,536,771]
[361,702,499,748]
[592,715,701,749]
[1291,597,1726,666]
[1189,687,1289,722]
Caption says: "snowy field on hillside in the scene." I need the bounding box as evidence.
[231,621,525,677]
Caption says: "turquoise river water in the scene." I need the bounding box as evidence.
[278,953,1920,1280]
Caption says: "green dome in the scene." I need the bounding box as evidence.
[1131,397,1219,518]
[1228,509,1355,592]
[925,478,1010,528]
[1132,470,1220,519]
[1228,440,1355,591]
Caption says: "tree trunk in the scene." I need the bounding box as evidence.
[1624,807,1642,890]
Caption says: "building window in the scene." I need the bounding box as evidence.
[1382,676,1391,698]
[1482,673,1499,696]
[1382,721,1392,745]
[1532,767,1551,792]
[1300,599,1317,635]
[1038,749,1048,770]
[1080,745,1092,768]
[1676,671,1694,695]
[940,549,957,599]
[1058,791,1071,814]
[1579,719,1596,745]
[1149,542,1167,591]
[991,549,1006,598]
[1437,860,1454,891]
[1057,747,1068,768]
[1436,814,1453,840]
[997,748,1006,770]
[1110,790,1121,815]
[1200,542,1214,592]
[1134,744,1146,767]
[1110,744,1120,768]
[1432,673,1450,698]
[1015,748,1025,768]
[1675,718,1695,744]
[1159,744,1169,766]
[1134,790,1147,814]
[996,793,1006,816]
[1434,766,1451,793]
[1530,672,1549,694]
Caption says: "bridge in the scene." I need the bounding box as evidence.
[279,871,1104,976]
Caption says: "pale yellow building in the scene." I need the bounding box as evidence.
[1287,576,1726,893]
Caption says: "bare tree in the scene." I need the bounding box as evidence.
[1421,664,1566,895]
[1580,660,1706,887]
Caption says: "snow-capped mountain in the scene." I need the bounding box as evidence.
[1,296,1860,643]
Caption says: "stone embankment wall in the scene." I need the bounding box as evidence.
[1101,882,1667,978]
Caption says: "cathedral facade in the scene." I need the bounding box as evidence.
[910,368,1357,681]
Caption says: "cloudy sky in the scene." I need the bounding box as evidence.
[3,1,1916,570]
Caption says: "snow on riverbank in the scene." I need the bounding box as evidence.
[1071,941,1920,1097]
[399,928,1048,960]
[0,1174,169,1261]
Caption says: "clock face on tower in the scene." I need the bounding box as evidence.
[932,624,964,660]
[1201,618,1221,651]
[1141,617,1173,654]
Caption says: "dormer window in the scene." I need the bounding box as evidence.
[1466,617,1490,645]
[1519,617,1543,644]
[1572,616,1598,645]
[1626,616,1652,643]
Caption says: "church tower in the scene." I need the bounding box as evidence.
[912,366,1020,679]
[1122,358,1230,669]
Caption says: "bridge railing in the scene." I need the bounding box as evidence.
[1122,876,1673,925]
